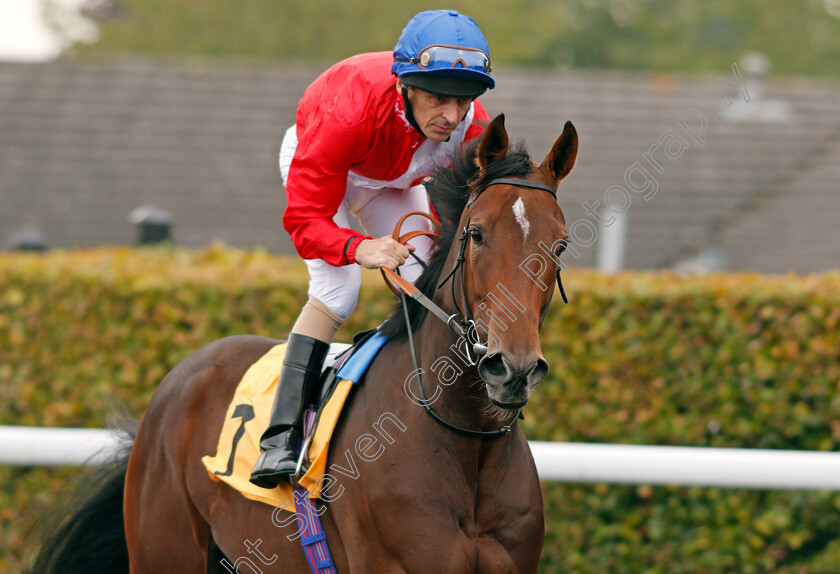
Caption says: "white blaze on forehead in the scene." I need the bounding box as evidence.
[512,196,530,240]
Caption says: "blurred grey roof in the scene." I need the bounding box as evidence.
[2,58,838,273]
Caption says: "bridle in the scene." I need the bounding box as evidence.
[382,175,568,439]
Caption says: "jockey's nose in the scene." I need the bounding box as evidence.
[441,99,461,125]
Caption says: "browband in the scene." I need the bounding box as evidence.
[467,177,557,207]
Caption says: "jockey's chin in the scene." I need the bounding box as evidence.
[424,123,457,141]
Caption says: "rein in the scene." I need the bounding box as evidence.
[382,176,567,439]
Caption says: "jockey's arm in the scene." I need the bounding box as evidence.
[282,116,373,267]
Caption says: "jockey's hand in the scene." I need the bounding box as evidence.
[355,236,415,270]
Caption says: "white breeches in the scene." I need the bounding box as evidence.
[279,126,434,320]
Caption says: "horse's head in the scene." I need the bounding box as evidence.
[381,114,577,418]
[459,114,577,409]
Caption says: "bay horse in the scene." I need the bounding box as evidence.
[32,114,577,574]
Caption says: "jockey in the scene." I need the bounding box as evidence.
[250,10,495,488]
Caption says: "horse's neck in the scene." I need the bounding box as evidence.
[410,312,500,433]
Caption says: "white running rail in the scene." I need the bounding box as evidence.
[528,441,840,490]
[4,426,840,490]
[0,425,123,466]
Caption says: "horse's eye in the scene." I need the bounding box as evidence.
[470,228,484,245]
[555,239,568,257]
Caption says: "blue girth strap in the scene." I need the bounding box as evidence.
[293,410,337,574]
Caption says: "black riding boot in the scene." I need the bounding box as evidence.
[249,333,331,488]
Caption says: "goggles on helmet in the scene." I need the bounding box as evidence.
[395,45,492,74]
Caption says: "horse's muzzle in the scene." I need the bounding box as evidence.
[478,353,548,407]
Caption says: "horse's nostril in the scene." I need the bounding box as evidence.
[526,359,549,386]
[478,353,511,383]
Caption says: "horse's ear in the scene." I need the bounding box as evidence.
[476,114,509,169]
[540,121,578,185]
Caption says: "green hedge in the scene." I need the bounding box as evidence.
[76,0,840,78]
[3,247,840,572]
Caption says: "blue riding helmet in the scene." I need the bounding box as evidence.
[393,10,495,99]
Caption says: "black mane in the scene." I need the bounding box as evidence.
[379,136,534,340]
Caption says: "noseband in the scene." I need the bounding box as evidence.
[384,176,568,439]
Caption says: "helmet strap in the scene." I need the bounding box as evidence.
[400,85,428,138]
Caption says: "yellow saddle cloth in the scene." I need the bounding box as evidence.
[202,341,354,512]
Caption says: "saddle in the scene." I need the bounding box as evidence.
[312,328,377,409]
[201,329,387,510]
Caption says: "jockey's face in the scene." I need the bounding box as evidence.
[403,85,473,142]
